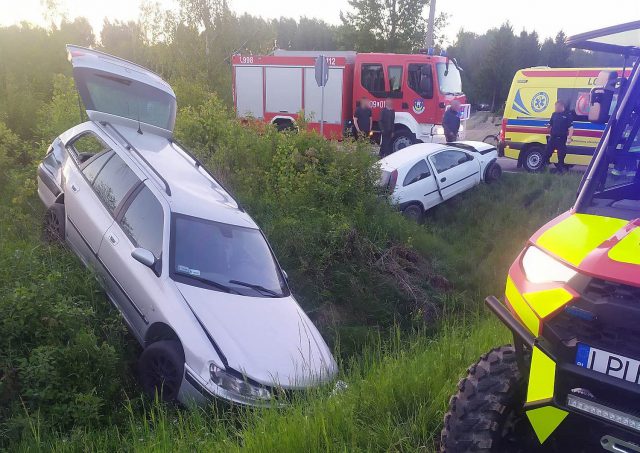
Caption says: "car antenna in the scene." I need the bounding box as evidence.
[136,104,143,135]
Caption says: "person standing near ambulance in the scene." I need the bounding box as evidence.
[545,101,574,172]
[353,97,372,140]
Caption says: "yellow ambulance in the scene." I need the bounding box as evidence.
[500,67,627,172]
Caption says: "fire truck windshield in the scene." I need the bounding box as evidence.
[436,63,462,95]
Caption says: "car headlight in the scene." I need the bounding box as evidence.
[521,246,577,284]
[209,364,272,400]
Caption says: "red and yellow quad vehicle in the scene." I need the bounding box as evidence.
[442,21,640,453]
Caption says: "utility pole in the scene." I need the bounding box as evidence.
[426,0,437,49]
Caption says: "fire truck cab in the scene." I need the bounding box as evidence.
[232,50,469,151]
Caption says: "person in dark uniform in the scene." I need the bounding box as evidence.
[546,101,574,173]
[379,98,395,158]
[353,97,372,140]
[443,100,461,142]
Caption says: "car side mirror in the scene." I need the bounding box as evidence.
[131,248,156,268]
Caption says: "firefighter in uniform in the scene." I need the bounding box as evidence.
[443,100,461,143]
[379,98,395,157]
[545,101,574,173]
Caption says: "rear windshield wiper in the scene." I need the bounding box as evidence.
[229,280,281,297]
[176,271,239,294]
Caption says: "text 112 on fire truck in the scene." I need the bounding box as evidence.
[231,49,470,152]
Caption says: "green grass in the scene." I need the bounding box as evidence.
[6,171,581,452]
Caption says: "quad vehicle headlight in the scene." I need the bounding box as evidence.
[521,246,577,284]
[209,364,272,401]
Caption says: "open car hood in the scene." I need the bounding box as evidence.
[66,45,176,137]
[532,212,640,287]
[176,283,337,388]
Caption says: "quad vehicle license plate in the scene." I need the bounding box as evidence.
[576,344,640,385]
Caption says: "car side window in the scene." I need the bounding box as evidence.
[431,150,471,173]
[69,132,111,164]
[92,153,141,213]
[82,150,114,184]
[119,185,164,259]
[403,160,432,186]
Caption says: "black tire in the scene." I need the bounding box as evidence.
[441,345,540,453]
[43,203,65,243]
[402,203,424,223]
[485,162,502,183]
[392,131,416,152]
[522,146,546,173]
[139,340,184,403]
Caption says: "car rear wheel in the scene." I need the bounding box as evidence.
[43,203,65,243]
[485,162,503,183]
[441,345,541,452]
[139,340,184,403]
[402,203,424,223]
[522,146,546,172]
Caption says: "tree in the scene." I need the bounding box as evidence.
[540,31,571,67]
[338,0,446,53]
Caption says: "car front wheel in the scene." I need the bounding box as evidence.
[485,162,503,183]
[139,340,185,403]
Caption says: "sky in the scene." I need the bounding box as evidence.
[1,0,639,44]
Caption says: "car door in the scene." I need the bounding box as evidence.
[397,159,442,210]
[67,45,177,137]
[429,149,481,200]
[63,130,119,264]
[98,182,167,339]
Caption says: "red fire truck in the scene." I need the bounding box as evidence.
[231,50,469,151]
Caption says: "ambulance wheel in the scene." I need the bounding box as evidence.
[522,146,546,172]
[440,345,540,452]
[392,131,416,152]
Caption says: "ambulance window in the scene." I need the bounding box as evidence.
[388,66,403,96]
[408,64,433,99]
[361,64,385,96]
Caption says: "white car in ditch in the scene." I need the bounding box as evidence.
[379,141,502,221]
[36,45,337,406]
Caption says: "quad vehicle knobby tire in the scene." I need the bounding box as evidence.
[43,203,65,243]
[441,345,539,453]
[139,340,185,403]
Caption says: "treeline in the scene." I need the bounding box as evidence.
[0,0,628,141]
[447,24,626,110]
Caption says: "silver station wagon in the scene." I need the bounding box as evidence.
[37,45,337,406]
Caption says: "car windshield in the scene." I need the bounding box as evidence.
[73,68,176,131]
[584,97,640,220]
[436,63,463,95]
[170,214,288,298]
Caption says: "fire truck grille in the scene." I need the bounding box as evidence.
[583,279,640,304]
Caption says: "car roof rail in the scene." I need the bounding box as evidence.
[167,138,244,212]
[100,121,172,196]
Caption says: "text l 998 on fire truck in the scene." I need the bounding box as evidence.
[232,50,470,152]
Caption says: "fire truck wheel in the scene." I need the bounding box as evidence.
[392,131,416,152]
[522,146,546,172]
[440,345,541,453]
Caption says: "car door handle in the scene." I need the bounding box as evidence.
[108,233,119,245]
[71,183,79,193]
[440,177,446,182]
